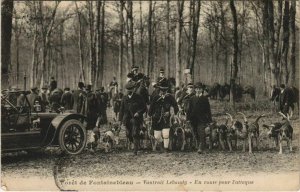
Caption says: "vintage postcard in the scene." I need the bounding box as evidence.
[1,0,299,191]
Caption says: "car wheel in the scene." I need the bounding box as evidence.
[58,119,87,155]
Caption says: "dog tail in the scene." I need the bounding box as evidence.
[255,114,265,123]
[237,112,247,123]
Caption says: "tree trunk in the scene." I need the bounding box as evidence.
[188,0,201,83]
[87,1,95,86]
[147,0,153,77]
[230,0,238,105]
[30,2,38,87]
[1,0,14,89]
[139,0,144,70]
[14,9,20,87]
[289,0,296,86]
[99,0,105,86]
[124,4,130,76]
[118,0,124,90]
[281,0,290,85]
[175,0,184,87]
[165,0,170,78]
[127,0,135,68]
[75,2,86,84]
[59,23,66,88]
[268,0,278,87]
[96,0,101,86]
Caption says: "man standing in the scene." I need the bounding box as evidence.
[178,83,194,112]
[109,76,118,87]
[95,87,109,125]
[156,68,167,83]
[49,77,57,93]
[27,87,42,112]
[119,81,147,155]
[187,82,212,154]
[81,85,98,129]
[73,82,85,114]
[39,86,49,112]
[61,87,74,110]
[148,80,179,152]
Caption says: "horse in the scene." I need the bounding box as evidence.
[271,86,299,117]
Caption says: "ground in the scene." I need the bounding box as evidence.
[1,98,300,190]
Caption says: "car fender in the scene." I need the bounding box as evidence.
[51,113,86,130]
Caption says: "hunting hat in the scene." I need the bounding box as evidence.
[86,84,92,91]
[131,65,139,71]
[78,82,85,89]
[187,83,194,88]
[127,73,134,79]
[159,80,169,90]
[125,81,136,90]
[195,82,204,89]
[41,85,48,90]
[159,68,165,73]
[31,86,38,91]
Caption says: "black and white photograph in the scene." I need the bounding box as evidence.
[1,0,299,190]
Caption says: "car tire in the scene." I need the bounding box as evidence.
[58,119,87,155]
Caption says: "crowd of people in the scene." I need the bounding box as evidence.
[8,65,296,155]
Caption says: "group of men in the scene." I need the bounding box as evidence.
[23,77,110,130]
[118,65,212,154]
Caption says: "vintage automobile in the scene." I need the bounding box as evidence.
[1,90,88,155]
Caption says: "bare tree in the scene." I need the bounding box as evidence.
[75,2,86,83]
[118,0,125,89]
[175,0,184,87]
[139,0,144,69]
[230,0,238,105]
[87,1,96,85]
[97,0,105,86]
[281,0,290,84]
[289,0,296,86]
[30,2,39,87]
[186,0,201,83]
[1,0,14,88]
[165,0,170,77]
[127,0,135,68]
[147,0,153,77]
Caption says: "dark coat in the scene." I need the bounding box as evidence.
[39,92,48,112]
[95,91,108,125]
[61,91,74,110]
[150,88,160,103]
[127,72,144,82]
[148,93,179,130]
[48,88,63,112]
[187,94,212,125]
[81,91,98,129]
[178,92,194,112]
[113,92,123,114]
[73,89,85,113]
[119,93,147,125]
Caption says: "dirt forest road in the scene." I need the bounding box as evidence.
[1,100,300,191]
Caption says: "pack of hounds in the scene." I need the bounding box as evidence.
[86,111,293,155]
